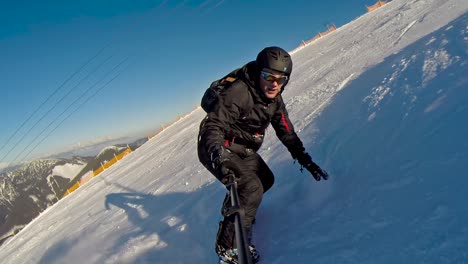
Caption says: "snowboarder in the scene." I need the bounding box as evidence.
[197,46,328,263]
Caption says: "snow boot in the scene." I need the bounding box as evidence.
[216,244,260,264]
[249,244,260,263]
[216,245,239,264]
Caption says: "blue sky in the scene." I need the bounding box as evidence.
[0,0,372,164]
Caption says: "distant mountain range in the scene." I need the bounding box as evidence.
[0,136,148,246]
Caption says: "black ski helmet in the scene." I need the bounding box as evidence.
[256,46,293,76]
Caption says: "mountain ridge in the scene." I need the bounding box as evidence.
[0,136,148,245]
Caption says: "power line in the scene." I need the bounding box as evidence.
[9,55,116,163]
[1,3,188,165]
[21,58,131,162]
[0,44,109,155]
[0,54,114,163]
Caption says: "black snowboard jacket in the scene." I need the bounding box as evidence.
[198,61,306,160]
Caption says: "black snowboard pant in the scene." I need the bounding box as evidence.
[198,142,275,250]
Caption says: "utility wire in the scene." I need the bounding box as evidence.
[10,55,116,163]
[22,58,131,162]
[0,54,114,164]
[2,2,192,165]
[0,44,109,155]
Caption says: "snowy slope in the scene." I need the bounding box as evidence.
[48,163,86,181]
[1,0,467,263]
[0,157,89,243]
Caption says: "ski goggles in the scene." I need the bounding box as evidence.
[260,71,289,85]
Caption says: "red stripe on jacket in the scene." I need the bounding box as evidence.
[281,113,291,132]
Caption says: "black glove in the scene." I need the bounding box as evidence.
[295,151,329,181]
[304,161,329,181]
[209,146,237,184]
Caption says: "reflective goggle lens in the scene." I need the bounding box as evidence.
[260,71,288,84]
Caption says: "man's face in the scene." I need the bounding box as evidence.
[258,68,288,99]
